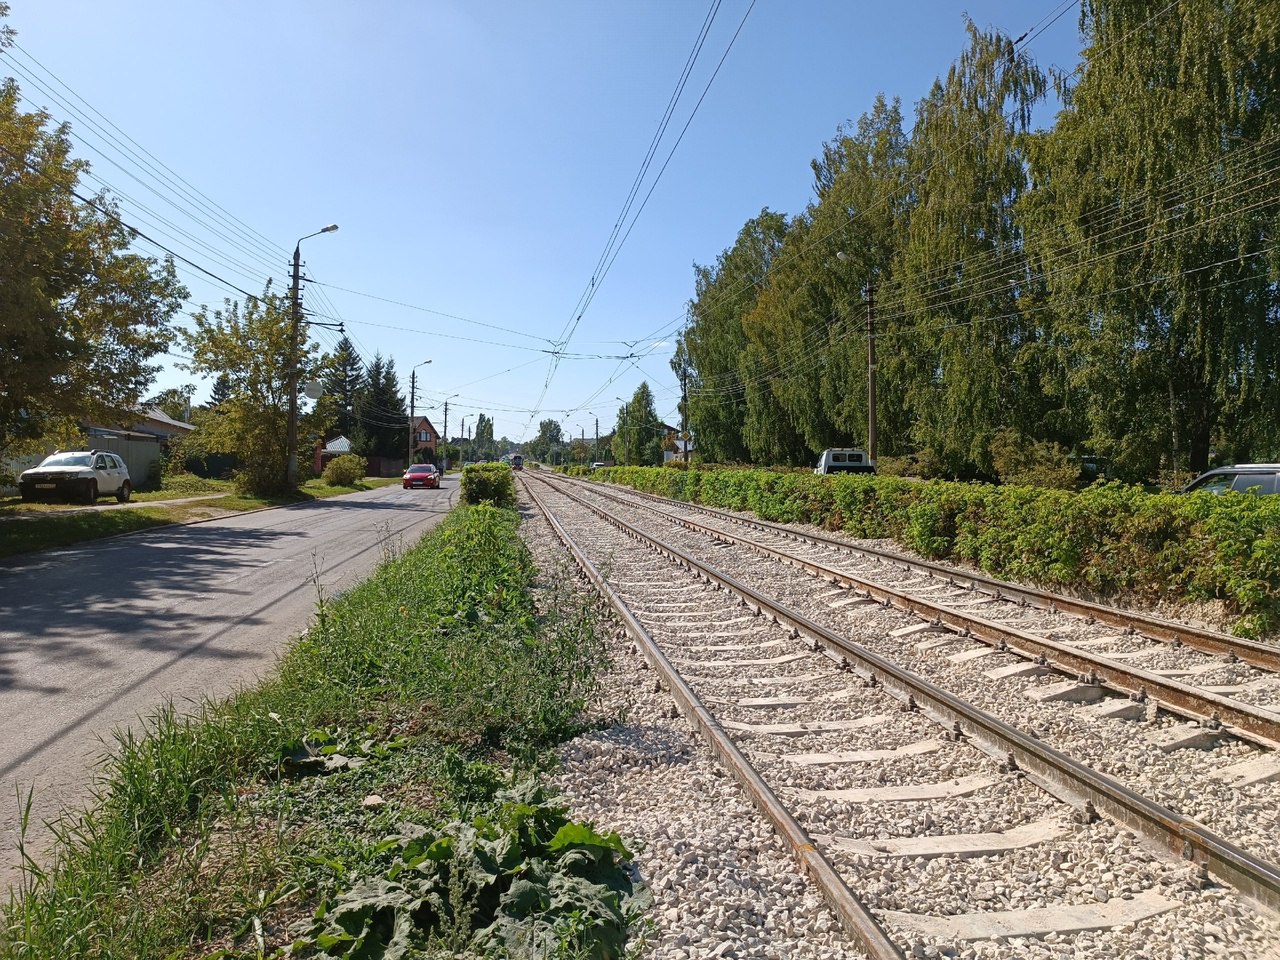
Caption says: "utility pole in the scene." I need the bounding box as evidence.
[865,280,878,463]
[286,244,303,489]
[442,401,449,470]
[285,224,337,489]
[680,365,690,464]
[408,368,417,467]
[594,417,599,465]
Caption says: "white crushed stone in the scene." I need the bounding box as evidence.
[518,479,1280,959]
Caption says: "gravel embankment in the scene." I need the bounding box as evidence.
[519,480,1280,959]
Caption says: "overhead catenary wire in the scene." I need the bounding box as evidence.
[584,0,1179,405]
[522,0,756,434]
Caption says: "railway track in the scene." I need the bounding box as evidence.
[551,474,1280,743]
[521,472,1280,959]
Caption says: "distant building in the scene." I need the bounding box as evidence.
[409,415,439,462]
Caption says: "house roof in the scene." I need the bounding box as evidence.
[409,415,439,436]
[140,406,195,431]
[324,435,353,453]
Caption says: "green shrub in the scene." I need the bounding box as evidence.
[989,427,1081,490]
[291,780,647,959]
[160,472,221,494]
[461,462,517,508]
[322,453,368,486]
[597,466,1280,637]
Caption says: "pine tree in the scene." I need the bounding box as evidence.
[320,336,365,438]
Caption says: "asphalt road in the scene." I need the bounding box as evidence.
[0,479,456,893]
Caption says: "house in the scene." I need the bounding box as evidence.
[409,415,439,463]
[664,438,694,463]
[659,423,694,463]
[131,406,196,441]
[314,435,354,475]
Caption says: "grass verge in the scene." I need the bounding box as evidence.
[0,504,635,959]
[0,477,405,559]
[0,508,176,558]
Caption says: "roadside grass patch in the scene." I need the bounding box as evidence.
[0,477,405,557]
[0,508,174,558]
[1,504,630,959]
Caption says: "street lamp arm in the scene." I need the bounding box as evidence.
[296,224,339,249]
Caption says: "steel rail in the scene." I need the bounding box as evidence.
[571,476,1280,674]
[547,474,1280,747]
[527,472,1280,915]
[521,478,907,959]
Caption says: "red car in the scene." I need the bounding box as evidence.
[403,464,440,489]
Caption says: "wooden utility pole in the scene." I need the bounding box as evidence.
[680,365,690,463]
[408,368,417,466]
[442,401,450,470]
[865,281,877,463]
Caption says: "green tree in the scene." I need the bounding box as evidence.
[808,95,912,459]
[473,413,496,460]
[352,354,407,459]
[613,382,663,466]
[178,286,321,494]
[1021,0,1280,475]
[680,210,789,463]
[144,385,195,422]
[208,372,233,408]
[319,336,365,439]
[0,42,187,452]
[895,20,1046,476]
[530,418,562,463]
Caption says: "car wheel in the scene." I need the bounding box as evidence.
[84,480,98,504]
[117,481,132,503]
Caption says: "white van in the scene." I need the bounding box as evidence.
[814,448,875,475]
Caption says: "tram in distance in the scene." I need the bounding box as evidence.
[511,454,524,471]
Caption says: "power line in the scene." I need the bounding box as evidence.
[523,0,756,434]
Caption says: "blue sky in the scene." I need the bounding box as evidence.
[5,1,1082,443]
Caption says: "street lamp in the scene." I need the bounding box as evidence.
[287,223,339,488]
[407,359,432,465]
[836,251,877,462]
[615,396,629,465]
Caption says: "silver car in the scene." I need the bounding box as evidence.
[1182,464,1279,496]
[18,450,133,504]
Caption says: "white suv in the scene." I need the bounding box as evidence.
[18,451,133,504]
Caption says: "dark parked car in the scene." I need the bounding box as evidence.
[1182,464,1279,496]
[402,463,440,489]
[18,450,132,503]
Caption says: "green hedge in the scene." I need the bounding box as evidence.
[590,467,1280,637]
[460,462,517,508]
[322,453,368,486]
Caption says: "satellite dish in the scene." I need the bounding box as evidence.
[303,381,324,400]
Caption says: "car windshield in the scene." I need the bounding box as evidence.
[1186,473,1235,495]
[40,453,92,468]
[408,465,433,473]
